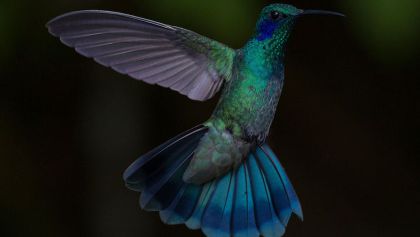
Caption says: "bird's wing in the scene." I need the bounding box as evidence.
[47,10,235,101]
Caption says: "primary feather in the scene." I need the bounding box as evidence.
[46,10,235,101]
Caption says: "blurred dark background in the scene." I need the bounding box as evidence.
[1,0,419,236]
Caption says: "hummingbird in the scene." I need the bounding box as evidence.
[47,3,343,237]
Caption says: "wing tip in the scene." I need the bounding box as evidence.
[46,10,110,36]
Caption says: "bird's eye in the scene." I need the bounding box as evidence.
[270,10,284,20]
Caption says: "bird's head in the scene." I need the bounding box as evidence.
[255,3,344,42]
[247,3,343,67]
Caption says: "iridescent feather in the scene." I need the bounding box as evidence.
[47,3,343,237]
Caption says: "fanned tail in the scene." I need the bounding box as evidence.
[123,125,207,212]
[123,128,302,237]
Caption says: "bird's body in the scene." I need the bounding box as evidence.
[186,51,286,183]
[212,52,283,142]
[185,10,297,184]
[211,7,294,142]
[47,3,343,236]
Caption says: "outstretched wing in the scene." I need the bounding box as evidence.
[47,10,235,101]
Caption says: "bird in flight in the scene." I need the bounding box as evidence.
[47,3,343,237]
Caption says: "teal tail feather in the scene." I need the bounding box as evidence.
[123,126,302,237]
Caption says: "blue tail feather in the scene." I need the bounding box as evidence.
[185,181,216,230]
[247,153,285,237]
[232,163,259,237]
[123,125,207,192]
[124,126,302,237]
[218,173,236,236]
[160,184,188,223]
[139,136,200,210]
[140,153,191,210]
[255,147,293,225]
[160,184,202,225]
[201,171,235,237]
[262,144,303,220]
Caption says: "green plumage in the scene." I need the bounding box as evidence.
[47,3,343,236]
[176,29,236,82]
[182,5,303,184]
[46,2,343,186]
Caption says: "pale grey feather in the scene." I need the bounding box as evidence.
[47,10,235,101]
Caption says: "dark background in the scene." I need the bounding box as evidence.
[1,0,419,236]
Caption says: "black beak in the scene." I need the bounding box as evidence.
[300,9,345,17]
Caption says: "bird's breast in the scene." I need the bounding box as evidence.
[212,67,284,142]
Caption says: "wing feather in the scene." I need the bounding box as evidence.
[47,10,235,101]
